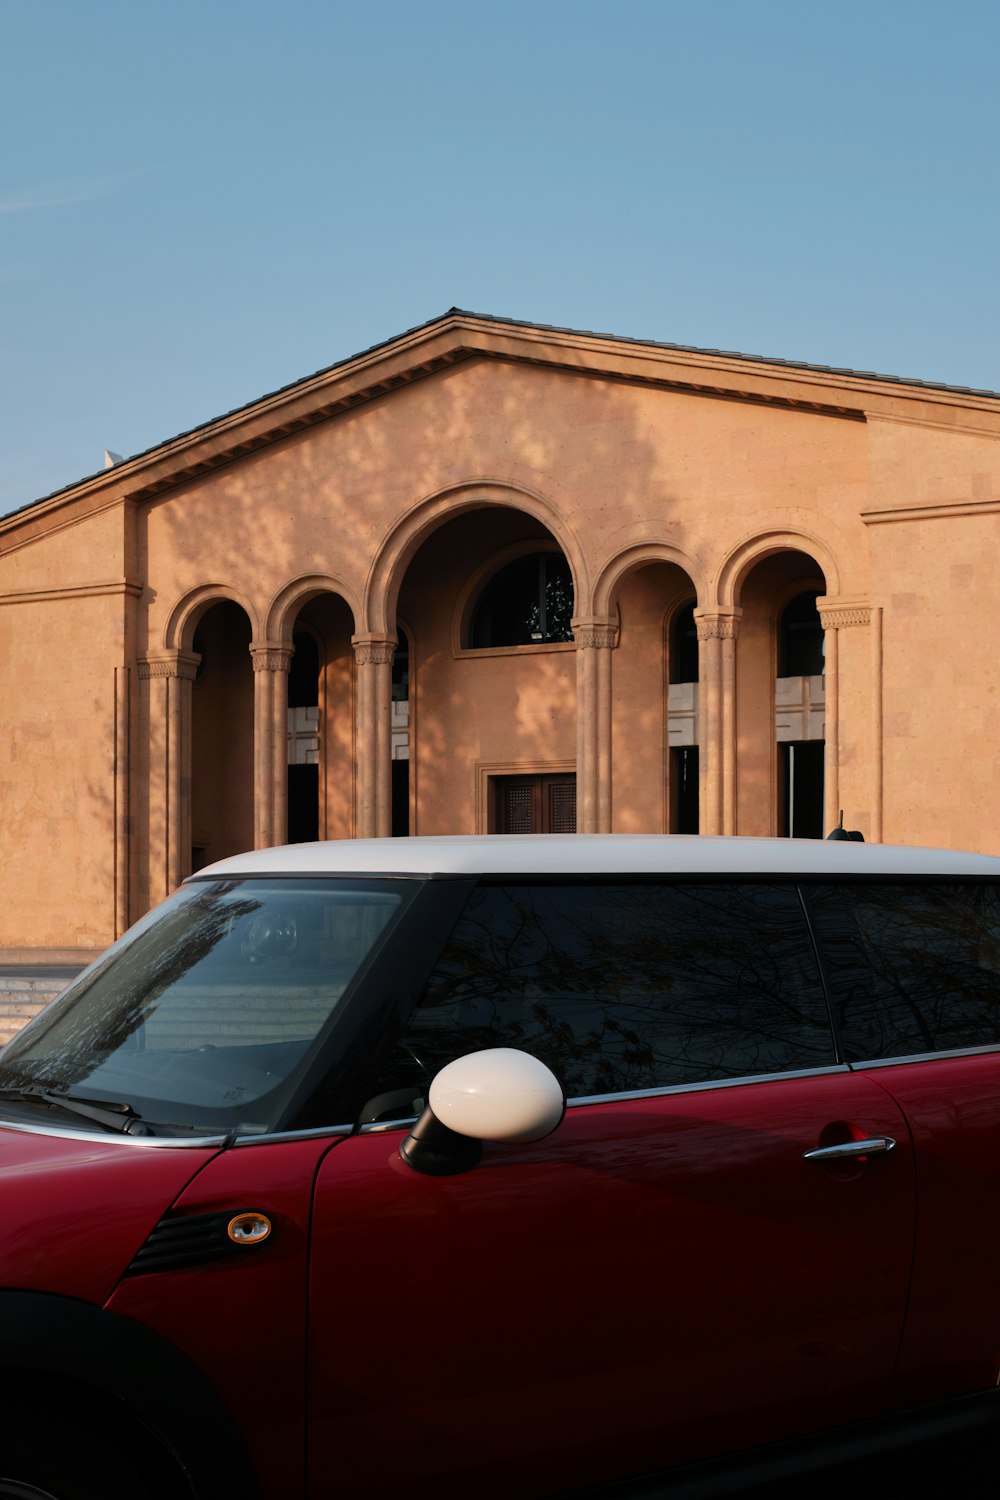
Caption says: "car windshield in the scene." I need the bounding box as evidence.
[0,877,411,1136]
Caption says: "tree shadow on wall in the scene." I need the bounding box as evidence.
[141,334,696,844]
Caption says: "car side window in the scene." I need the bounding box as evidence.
[806,881,1000,1060]
[400,882,834,1098]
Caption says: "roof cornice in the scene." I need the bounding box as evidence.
[4,308,999,542]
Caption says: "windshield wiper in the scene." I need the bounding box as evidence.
[0,1087,146,1134]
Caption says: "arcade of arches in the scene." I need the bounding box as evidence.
[3,308,1000,955]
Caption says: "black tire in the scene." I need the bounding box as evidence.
[0,1409,174,1500]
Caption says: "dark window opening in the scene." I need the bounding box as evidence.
[779,591,824,676]
[492,775,576,834]
[288,631,320,844]
[670,746,700,834]
[288,766,319,844]
[391,629,410,837]
[670,602,699,685]
[779,742,824,839]
[288,631,319,710]
[191,626,207,683]
[392,632,409,702]
[391,760,410,838]
[470,553,574,648]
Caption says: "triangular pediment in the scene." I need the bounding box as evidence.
[4,308,1000,540]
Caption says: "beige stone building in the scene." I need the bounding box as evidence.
[3,308,1000,964]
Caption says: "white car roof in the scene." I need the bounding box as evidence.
[191,835,1000,881]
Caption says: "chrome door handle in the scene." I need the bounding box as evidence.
[803,1136,896,1162]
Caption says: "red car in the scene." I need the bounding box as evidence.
[0,834,998,1499]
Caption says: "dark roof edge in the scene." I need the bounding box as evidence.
[464,307,1000,400]
[6,307,1000,526]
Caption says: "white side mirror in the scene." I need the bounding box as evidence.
[400,1048,565,1175]
[430,1048,565,1143]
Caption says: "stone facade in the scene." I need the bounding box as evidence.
[2,309,1000,960]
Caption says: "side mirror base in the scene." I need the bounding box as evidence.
[400,1106,484,1177]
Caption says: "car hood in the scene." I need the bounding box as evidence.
[0,1122,220,1304]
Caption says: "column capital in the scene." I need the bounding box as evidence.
[694,608,742,642]
[816,596,871,630]
[138,649,200,681]
[352,633,397,667]
[250,640,294,673]
[571,617,618,650]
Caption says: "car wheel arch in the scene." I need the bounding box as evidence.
[0,1292,259,1500]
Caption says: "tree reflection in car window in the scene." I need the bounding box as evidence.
[807,882,1000,1060]
[402,883,834,1097]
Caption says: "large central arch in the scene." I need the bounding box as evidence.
[364,479,589,637]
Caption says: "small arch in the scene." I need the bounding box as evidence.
[280,592,357,845]
[364,479,589,637]
[265,572,360,644]
[190,598,255,871]
[593,542,707,620]
[716,529,841,609]
[165,583,260,653]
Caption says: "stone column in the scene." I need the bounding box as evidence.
[138,649,200,898]
[694,610,741,835]
[114,665,130,938]
[572,618,617,834]
[817,598,872,838]
[251,642,294,849]
[352,635,396,839]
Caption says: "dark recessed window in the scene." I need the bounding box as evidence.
[469,553,574,649]
[192,627,206,683]
[779,591,824,676]
[670,601,699,685]
[392,630,409,703]
[288,632,319,709]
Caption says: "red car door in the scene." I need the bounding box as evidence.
[306,1074,913,1499]
[306,879,917,1499]
[804,879,1000,1409]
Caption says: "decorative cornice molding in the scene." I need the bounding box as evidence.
[0,578,144,607]
[352,634,397,668]
[138,649,200,681]
[862,497,1000,525]
[694,610,741,641]
[817,602,871,629]
[865,410,1000,439]
[250,641,294,673]
[571,617,618,650]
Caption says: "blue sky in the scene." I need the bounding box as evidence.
[2,0,998,514]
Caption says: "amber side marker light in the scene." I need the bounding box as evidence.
[227,1212,272,1246]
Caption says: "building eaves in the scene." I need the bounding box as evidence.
[6,307,1000,528]
[461,308,1000,402]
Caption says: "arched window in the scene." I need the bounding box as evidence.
[469,553,574,649]
[779,591,824,676]
[669,601,699,684]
